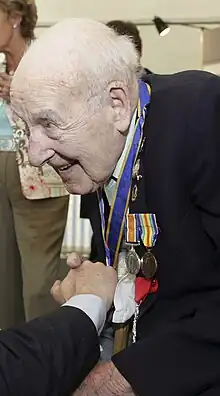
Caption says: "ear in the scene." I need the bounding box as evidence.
[108,82,132,134]
[8,11,22,30]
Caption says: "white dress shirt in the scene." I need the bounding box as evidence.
[63,295,106,335]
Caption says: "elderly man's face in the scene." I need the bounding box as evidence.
[12,79,129,195]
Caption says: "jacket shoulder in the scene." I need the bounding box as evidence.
[145,70,220,100]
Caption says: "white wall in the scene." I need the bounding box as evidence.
[139,26,202,73]
[35,0,220,73]
[35,0,220,23]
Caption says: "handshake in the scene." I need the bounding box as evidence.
[51,253,117,312]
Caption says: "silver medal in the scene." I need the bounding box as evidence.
[126,246,140,275]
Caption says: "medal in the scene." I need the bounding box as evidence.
[125,213,159,277]
[126,246,141,275]
[131,185,138,201]
[132,159,142,182]
[125,214,140,275]
[132,159,140,179]
[141,251,157,279]
[125,211,159,346]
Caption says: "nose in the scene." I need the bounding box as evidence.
[28,130,55,167]
[28,144,55,167]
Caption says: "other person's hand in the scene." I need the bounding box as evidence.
[51,252,86,303]
[0,72,13,102]
[66,252,85,268]
[51,261,117,311]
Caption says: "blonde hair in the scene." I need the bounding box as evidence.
[0,0,37,39]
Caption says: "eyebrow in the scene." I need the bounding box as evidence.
[34,109,62,124]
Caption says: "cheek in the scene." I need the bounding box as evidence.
[57,141,78,159]
[82,137,123,182]
[96,128,124,164]
[0,25,12,50]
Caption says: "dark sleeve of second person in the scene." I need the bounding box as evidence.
[112,74,220,396]
[0,306,100,396]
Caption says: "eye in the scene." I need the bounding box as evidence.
[40,117,55,129]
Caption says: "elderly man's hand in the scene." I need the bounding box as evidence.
[51,260,117,311]
[0,72,13,102]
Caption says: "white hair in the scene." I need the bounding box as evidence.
[14,18,139,110]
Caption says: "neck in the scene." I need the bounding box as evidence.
[4,35,29,73]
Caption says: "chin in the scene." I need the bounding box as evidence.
[64,180,99,195]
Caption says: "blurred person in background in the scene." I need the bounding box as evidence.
[0,0,69,329]
[106,20,152,77]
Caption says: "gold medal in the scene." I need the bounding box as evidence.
[126,246,141,275]
[141,251,157,279]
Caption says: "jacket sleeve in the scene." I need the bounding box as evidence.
[80,193,95,219]
[0,307,100,396]
[112,73,220,396]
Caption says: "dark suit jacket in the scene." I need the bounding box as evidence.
[0,307,100,396]
[82,71,220,396]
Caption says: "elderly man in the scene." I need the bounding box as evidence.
[11,18,220,396]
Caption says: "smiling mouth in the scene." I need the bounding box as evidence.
[59,164,73,171]
[57,160,80,173]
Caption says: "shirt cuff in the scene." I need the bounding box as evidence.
[62,294,106,335]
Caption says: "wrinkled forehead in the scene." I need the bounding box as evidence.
[11,29,80,98]
[11,55,74,97]
[12,71,71,101]
[10,52,83,122]
[11,74,71,121]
